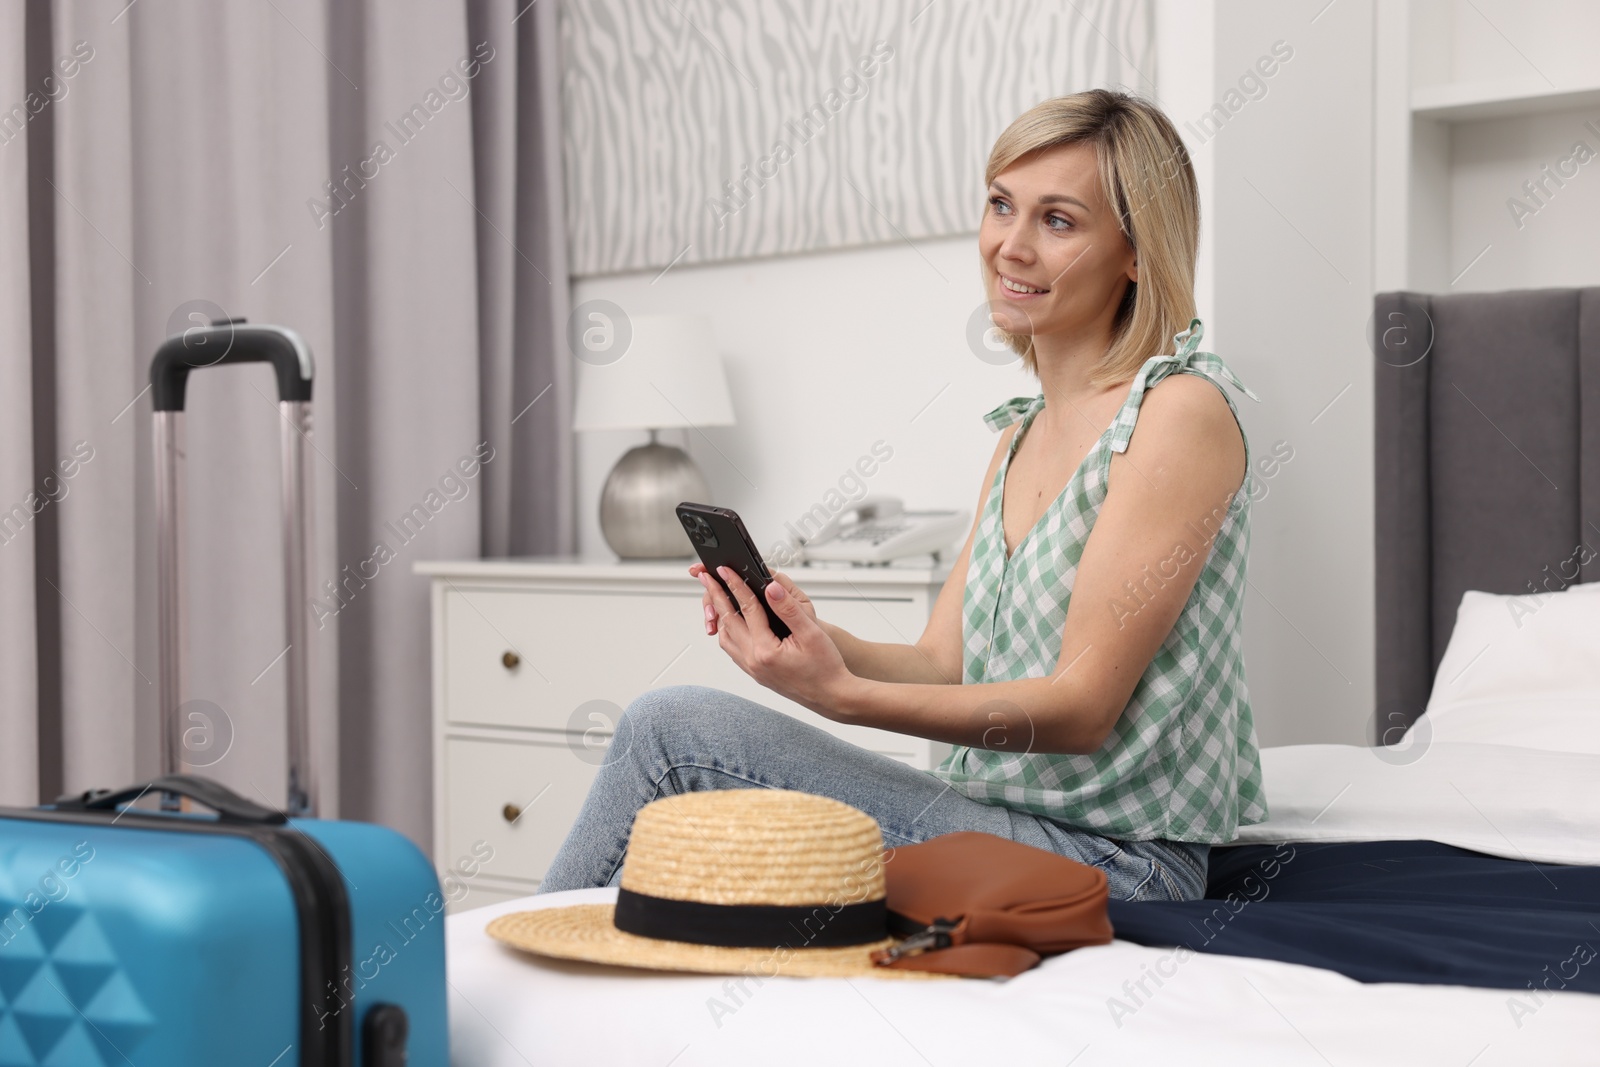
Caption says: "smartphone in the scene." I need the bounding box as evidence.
[675,502,792,639]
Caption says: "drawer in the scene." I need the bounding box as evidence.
[442,735,603,885]
[442,586,933,759]
[443,587,706,731]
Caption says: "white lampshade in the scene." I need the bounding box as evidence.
[572,314,736,432]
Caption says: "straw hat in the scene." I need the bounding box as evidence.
[487,789,950,979]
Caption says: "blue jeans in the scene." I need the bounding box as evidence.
[538,684,1210,902]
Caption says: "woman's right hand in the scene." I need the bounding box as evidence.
[690,564,817,635]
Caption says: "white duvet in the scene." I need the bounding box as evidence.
[1235,741,1600,866]
[446,743,1600,1066]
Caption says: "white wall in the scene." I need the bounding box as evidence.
[1209,0,1377,746]
[572,0,1382,748]
[1154,0,1217,329]
[1412,0,1600,87]
[572,235,1030,571]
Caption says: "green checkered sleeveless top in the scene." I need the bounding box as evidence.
[930,318,1269,843]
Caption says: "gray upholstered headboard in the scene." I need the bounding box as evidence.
[1373,287,1600,742]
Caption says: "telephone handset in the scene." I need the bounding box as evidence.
[799,495,968,566]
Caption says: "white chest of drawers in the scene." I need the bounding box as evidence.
[414,556,950,910]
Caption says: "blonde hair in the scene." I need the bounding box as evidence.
[983,89,1199,385]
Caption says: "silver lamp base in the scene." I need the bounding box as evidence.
[599,437,708,559]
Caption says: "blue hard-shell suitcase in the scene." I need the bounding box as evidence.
[0,324,446,1065]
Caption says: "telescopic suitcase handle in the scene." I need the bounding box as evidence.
[150,320,319,817]
[149,319,313,411]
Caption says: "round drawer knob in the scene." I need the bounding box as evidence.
[501,650,520,670]
[502,802,523,824]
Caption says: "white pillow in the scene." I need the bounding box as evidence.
[1406,580,1600,753]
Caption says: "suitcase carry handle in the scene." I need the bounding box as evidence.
[149,319,313,411]
[53,774,288,825]
[150,320,319,817]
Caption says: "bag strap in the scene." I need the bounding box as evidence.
[874,941,1042,978]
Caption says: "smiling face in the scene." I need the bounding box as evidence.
[979,141,1139,351]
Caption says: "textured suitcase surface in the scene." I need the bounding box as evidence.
[0,779,448,1065]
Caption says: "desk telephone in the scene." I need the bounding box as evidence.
[799,497,969,566]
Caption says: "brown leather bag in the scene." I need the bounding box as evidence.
[870,831,1114,978]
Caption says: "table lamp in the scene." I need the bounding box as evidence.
[572,313,736,559]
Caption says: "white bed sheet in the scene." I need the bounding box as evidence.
[446,741,1600,1065]
[447,889,1599,1066]
[1231,741,1600,865]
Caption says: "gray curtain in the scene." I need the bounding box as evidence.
[0,0,573,853]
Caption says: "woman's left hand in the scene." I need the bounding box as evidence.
[697,566,854,716]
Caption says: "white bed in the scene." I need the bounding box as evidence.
[443,283,1600,1063]
[445,737,1600,1066]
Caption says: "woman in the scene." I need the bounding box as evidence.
[540,89,1267,903]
